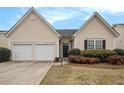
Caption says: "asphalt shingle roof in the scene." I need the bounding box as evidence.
[56,29,78,37]
[0,31,7,35]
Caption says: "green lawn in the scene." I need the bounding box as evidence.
[41,64,124,85]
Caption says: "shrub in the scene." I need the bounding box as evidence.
[80,49,117,61]
[87,58,99,64]
[0,47,11,62]
[68,55,74,62]
[79,57,88,64]
[107,55,124,65]
[113,49,124,56]
[68,55,99,64]
[68,48,81,56]
[68,55,81,63]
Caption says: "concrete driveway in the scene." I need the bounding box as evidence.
[0,61,52,85]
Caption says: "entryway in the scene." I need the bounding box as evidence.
[63,43,69,57]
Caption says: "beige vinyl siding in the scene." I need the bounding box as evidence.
[114,25,124,49]
[0,32,9,48]
[75,16,116,50]
[8,11,59,59]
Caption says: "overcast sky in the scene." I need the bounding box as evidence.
[1,7,124,30]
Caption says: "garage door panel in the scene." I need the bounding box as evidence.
[12,43,55,61]
[35,44,55,60]
[13,44,32,60]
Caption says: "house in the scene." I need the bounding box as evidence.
[73,12,119,50]
[0,8,121,61]
[113,24,124,49]
[0,31,9,48]
[4,8,61,61]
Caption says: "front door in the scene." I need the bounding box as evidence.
[63,44,68,57]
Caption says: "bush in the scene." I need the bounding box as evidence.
[113,49,124,56]
[68,55,99,64]
[0,47,11,62]
[80,57,99,64]
[68,48,81,56]
[107,55,124,65]
[80,49,117,61]
[87,58,99,64]
[68,55,81,63]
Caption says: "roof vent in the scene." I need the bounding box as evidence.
[31,15,36,21]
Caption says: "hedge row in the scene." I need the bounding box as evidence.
[68,48,117,59]
[0,47,11,62]
[113,49,124,56]
[80,50,117,59]
[68,55,124,65]
[68,48,124,65]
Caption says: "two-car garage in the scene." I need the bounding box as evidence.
[12,44,55,61]
[5,8,60,61]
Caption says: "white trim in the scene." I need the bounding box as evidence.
[56,38,59,57]
[5,7,60,37]
[114,37,116,49]
[87,39,103,50]
[73,12,119,37]
[8,39,12,61]
[35,42,56,45]
[86,38,104,40]
[12,42,33,45]
[32,43,35,61]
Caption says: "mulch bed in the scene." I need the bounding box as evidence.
[69,62,124,69]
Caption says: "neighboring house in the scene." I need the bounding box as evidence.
[0,8,122,61]
[0,31,9,48]
[113,24,124,49]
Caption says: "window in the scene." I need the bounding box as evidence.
[96,40,102,49]
[87,39,103,50]
[87,40,94,50]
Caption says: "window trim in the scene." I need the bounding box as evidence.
[87,39,103,50]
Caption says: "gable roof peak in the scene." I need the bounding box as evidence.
[92,12,101,18]
[73,12,119,37]
[29,7,36,11]
[94,12,99,14]
[5,7,60,37]
[25,7,37,14]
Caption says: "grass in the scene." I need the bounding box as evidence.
[41,63,124,85]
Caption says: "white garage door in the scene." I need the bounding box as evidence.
[35,44,55,60]
[13,44,33,60]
